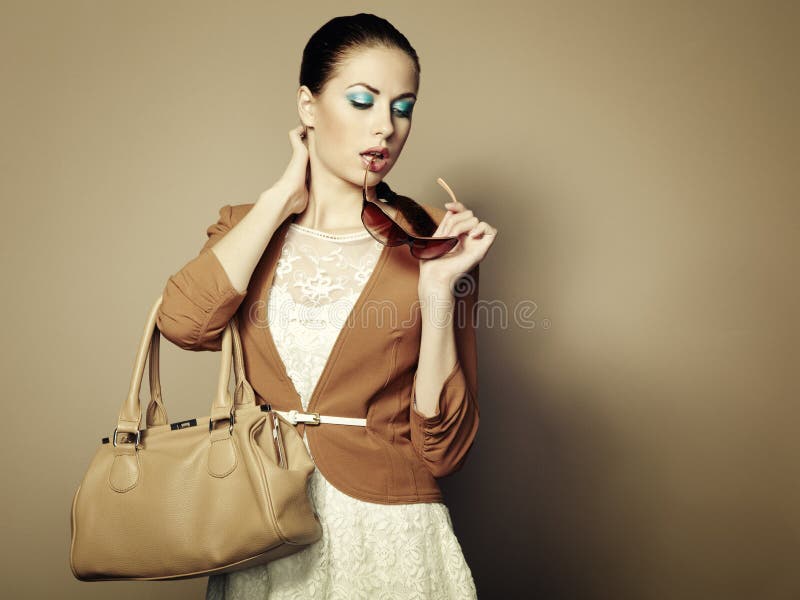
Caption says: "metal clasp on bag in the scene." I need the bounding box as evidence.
[209,410,235,434]
[112,427,141,448]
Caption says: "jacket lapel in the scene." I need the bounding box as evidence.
[237,216,301,410]
[234,205,423,438]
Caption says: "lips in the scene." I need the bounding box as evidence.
[360,153,388,172]
[360,146,390,159]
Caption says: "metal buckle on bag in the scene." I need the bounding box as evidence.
[112,427,141,448]
[208,410,235,434]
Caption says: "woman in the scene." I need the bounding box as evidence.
[159,13,497,599]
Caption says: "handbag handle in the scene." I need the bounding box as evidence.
[142,306,257,428]
[144,327,168,427]
[114,294,257,442]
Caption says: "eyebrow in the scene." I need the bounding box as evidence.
[346,83,416,101]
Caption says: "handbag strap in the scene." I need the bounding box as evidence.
[144,328,168,427]
[229,316,257,409]
[115,294,256,439]
[144,315,256,428]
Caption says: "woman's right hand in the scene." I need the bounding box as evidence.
[265,124,310,216]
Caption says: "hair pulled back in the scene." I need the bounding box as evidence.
[299,13,420,96]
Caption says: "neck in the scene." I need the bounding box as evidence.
[292,157,381,233]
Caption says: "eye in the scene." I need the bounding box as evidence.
[347,93,414,119]
[393,101,415,119]
[347,92,374,109]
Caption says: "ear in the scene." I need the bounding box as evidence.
[297,85,316,129]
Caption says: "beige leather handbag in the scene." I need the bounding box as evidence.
[69,294,322,581]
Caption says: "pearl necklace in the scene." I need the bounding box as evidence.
[289,222,373,242]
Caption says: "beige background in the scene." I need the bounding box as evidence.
[1,1,797,598]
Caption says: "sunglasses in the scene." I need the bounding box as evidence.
[361,155,460,260]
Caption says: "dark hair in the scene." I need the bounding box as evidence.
[299,13,436,236]
[299,13,420,96]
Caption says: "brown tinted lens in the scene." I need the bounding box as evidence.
[362,202,406,245]
[412,238,459,260]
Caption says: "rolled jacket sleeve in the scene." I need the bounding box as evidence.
[409,264,480,478]
[156,204,248,351]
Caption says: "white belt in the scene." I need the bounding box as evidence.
[274,409,367,427]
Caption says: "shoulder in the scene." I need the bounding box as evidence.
[228,202,256,225]
[209,202,256,229]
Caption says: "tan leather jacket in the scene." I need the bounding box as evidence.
[156,200,480,504]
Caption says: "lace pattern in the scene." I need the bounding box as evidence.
[206,222,478,599]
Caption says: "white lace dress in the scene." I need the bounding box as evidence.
[206,222,478,600]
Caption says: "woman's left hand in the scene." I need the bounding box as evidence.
[418,200,498,292]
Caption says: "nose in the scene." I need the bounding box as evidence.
[372,105,395,140]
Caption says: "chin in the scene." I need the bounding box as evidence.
[354,167,389,189]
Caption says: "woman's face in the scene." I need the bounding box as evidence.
[302,46,418,189]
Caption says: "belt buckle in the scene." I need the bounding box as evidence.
[288,409,321,425]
